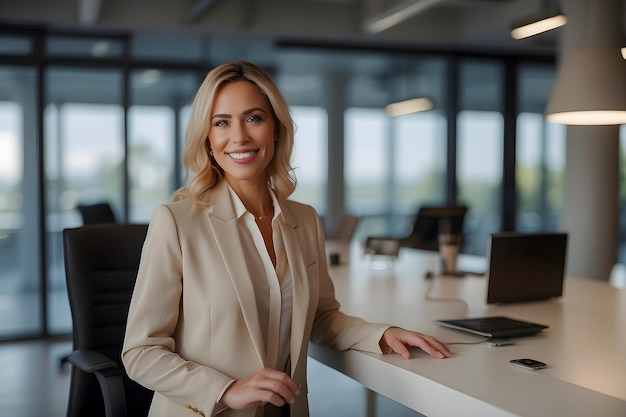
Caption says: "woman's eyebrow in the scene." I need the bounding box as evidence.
[211,108,267,120]
[243,107,267,115]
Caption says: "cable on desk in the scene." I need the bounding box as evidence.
[444,338,491,345]
[423,272,486,345]
[423,272,469,313]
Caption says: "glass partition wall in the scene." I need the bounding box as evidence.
[128,69,199,223]
[44,68,125,334]
[457,60,505,256]
[0,26,566,340]
[0,65,40,338]
[516,64,566,234]
[42,68,201,336]
[345,57,448,242]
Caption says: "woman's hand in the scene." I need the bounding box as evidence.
[220,367,300,410]
[380,327,453,359]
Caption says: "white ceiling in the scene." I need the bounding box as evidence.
[3,0,614,55]
[1,0,622,111]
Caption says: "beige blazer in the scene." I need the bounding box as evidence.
[122,180,389,417]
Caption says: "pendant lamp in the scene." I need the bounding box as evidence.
[545,47,626,125]
[545,0,626,125]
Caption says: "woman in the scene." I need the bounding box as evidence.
[122,61,452,417]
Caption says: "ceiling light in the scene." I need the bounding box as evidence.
[386,98,433,117]
[545,48,626,125]
[510,9,567,39]
[140,69,162,85]
[363,0,443,34]
[91,41,109,58]
[622,47,626,60]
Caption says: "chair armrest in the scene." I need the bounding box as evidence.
[68,349,120,374]
[68,349,127,417]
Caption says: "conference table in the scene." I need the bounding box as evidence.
[308,241,626,417]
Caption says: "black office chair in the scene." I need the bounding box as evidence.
[77,202,117,225]
[63,223,153,417]
[400,205,468,251]
[59,201,118,370]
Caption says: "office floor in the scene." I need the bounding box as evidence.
[0,338,424,417]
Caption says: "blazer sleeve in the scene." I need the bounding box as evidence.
[307,208,391,353]
[121,204,231,417]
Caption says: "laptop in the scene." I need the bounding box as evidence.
[436,316,548,338]
[485,232,568,304]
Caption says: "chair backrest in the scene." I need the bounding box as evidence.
[77,202,117,225]
[329,212,360,241]
[63,223,152,417]
[400,205,468,251]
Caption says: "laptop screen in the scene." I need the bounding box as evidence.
[486,232,568,304]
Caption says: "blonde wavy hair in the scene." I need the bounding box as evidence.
[173,61,297,205]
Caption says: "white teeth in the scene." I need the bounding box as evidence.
[229,151,257,160]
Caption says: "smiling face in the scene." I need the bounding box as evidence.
[208,80,276,189]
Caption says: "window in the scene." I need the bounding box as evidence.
[0,34,33,55]
[290,106,328,215]
[128,106,175,222]
[129,70,198,222]
[345,108,389,238]
[132,34,204,62]
[516,113,565,232]
[457,60,504,256]
[392,111,447,236]
[457,110,503,255]
[516,64,565,234]
[44,67,124,334]
[0,66,40,338]
[46,35,124,58]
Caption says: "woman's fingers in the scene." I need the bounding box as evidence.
[260,374,300,406]
[221,368,300,410]
[382,327,453,359]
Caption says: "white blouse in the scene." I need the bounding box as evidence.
[228,184,294,374]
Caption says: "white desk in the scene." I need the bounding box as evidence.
[309,242,626,417]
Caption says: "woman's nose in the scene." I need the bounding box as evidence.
[231,121,249,144]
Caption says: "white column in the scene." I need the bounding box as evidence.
[560,0,622,280]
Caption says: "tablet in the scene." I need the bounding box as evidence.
[435,316,548,338]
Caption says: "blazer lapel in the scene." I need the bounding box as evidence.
[279,205,310,376]
[206,181,267,366]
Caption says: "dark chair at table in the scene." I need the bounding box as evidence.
[63,223,153,417]
[328,211,360,241]
[400,205,468,251]
[77,202,117,225]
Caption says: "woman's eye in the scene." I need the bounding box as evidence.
[246,114,262,123]
[215,120,228,127]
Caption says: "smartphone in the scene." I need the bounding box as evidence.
[510,358,547,370]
